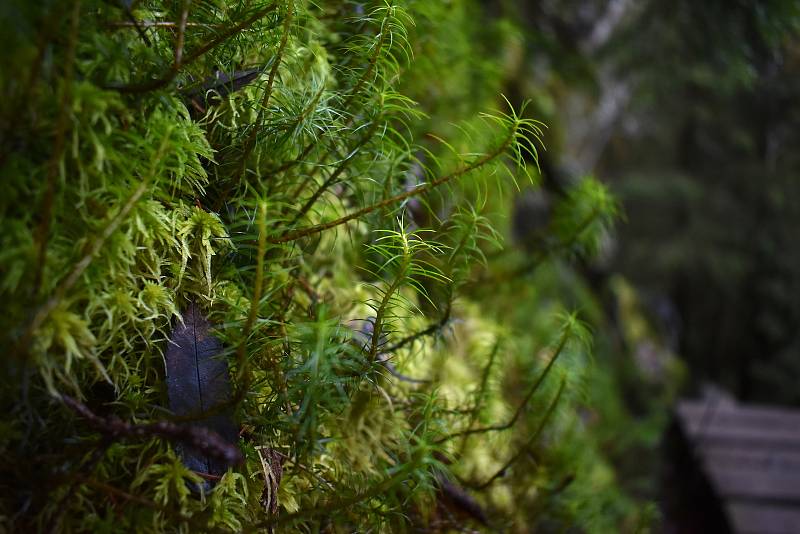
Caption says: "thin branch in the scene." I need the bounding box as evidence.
[253,462,417,530]
[289,120,380,225]
[32,0,82,296]
[269,127,517,244]
[106,21,211,28]
[474,377,565,490]
[173,1,192,68]
[117,0,152,46]
[108,3,278,93]
[458,340,501,455]
[436,324,570,444]
[235,201,268,396]
[60,395,243,466]
[384,302,451,353]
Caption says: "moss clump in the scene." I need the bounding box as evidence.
[1,1,657,532]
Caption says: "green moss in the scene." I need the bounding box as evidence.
[0,1,669,532]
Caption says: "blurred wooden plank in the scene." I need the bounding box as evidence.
[705,461,800,501]
[675,397,800,533]
[677,401,800,449]
[678,401,800,431]
[726,502,800,534]
[701,446,800,473]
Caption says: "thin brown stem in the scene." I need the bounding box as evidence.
[32,0,82,296]
[60,395,242,466]
[474,377,565,490]
[173,1,192,68]
[251,461,417,530]
[266,10,390,177]
[107,21,211,29]
[110,3,278,93]
[269,127,516,244]
[235,201,268,393]
[236,3,293,168]
[436,323,570,444]
[289,120,380,225]
[384,302,451,353]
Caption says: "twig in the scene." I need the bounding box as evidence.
[473,378,565,490]
[384,303,451,353]
[32,0,82,296]
[251,461,417,530]
[380,357,431,384]
[235,201,268,396]
[116,0,151,46]
[192,470,223,481]
[458,340,501,455]
[108,3,278,93]
[269,127,517,244]
[436,324,570,444]
[106,21,211,28]
[173,1,192,68]
[60,395,243,466]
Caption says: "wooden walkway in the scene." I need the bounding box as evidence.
[675,398,800,534]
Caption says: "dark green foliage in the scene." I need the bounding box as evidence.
[0,1,638,532]
[603,0,800,404]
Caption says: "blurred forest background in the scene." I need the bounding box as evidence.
[1,0,800,532]
[533,0,800,405]
[496,0,800,405]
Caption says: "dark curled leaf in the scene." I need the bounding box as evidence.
[166,303,239,481]
[182,68,264,115]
